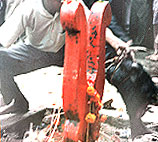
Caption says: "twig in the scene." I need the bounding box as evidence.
[47,107,62,142]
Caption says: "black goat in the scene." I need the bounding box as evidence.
[105,48,158,140]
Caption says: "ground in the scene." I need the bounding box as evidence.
[1,48,158,142]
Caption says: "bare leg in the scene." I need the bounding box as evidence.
[146,24,158,61]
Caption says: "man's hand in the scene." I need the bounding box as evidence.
[106,28,133,55]
[116,40,133,55]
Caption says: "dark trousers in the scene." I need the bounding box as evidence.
[0,43,64,106]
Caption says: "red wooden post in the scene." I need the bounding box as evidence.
[60,0,88,141]
[60,0,111,141]
[86,1,111,141]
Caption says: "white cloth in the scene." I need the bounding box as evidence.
[5,0,24,20]
[0,0,65,52]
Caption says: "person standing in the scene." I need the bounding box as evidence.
[147,0,158,61]
[129,0,153,48]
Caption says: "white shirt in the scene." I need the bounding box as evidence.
[5,0,24,20]
[0,0,65,52]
